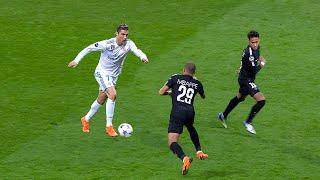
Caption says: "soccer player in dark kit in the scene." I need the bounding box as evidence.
[159,62,208,175]
[217,30,266,134]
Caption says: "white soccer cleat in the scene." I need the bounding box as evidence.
[217,112,227,128]
[243,121,256,134]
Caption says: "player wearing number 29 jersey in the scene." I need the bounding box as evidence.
[167,74,204,112]
[166,73,205,134]
[159,62,208,175]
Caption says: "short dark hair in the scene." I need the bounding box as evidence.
[117,23,129,33]
[184,62,196,74]
[247,30,259,39]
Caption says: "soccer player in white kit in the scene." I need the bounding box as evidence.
[68,24,149,137]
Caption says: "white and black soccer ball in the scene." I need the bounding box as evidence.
[118,123,133,137]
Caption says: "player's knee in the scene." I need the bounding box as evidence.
[236,93,246,101]
[168,134,178,146]
[168,139,177,147]
[97,99,105,105]
[108,93,117,101]
[238,97,245,102]
[97,95,108,104]
[236,96,245,102]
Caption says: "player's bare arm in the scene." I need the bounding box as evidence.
[159,85,171,95]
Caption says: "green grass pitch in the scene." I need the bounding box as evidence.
[0,0,319,179]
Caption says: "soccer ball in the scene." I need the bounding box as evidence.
[118,123,133,137]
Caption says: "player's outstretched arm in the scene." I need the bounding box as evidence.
[69,40,107,68]
[68,60,78,68]
[159,85,171,96]
[130,41,149,63]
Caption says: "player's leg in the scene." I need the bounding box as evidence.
[218,92,246,128]
[224,79,251,119]
[83,91,107,121]
[105,86,118,137]
[245,92,266,123]
[168,133,184,160]
[168,117,193,175]
[106,86,117,127]
[81,71,110,133]
[243,84,266,134]
[168,133,193,175]
[93,71,118,136]
[185,124,208,160]
[222,93,247,119]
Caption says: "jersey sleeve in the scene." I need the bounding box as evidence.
[198,81,205,97]
[257,50,262,70]
[74,40,107,64]
[129,40,147,60]
[165,75,176,88]
[241,49,250,63]
[240,48,251,70]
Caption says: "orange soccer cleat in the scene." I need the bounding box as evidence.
[106,126,118,137]
[182,156,193,175]
[196,151,208,160]
[81,117,90,133]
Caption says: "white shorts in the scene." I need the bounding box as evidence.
[94,70,118,91]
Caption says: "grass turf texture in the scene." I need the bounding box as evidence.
[0,0,319,179]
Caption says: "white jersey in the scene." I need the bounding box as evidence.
[74,38,147,77]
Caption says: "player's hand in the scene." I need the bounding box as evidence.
[259,56,266,67]
[164,90,172,96]
[141,58,149,64]
[68,60,78,68]
[235,68,240,76]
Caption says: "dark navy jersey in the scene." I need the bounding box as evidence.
[239,45,261,81]
[166,74,204,110]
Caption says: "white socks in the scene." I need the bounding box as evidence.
[85,100,102,121]
[84,98,115,127]
[106,98,116,127]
